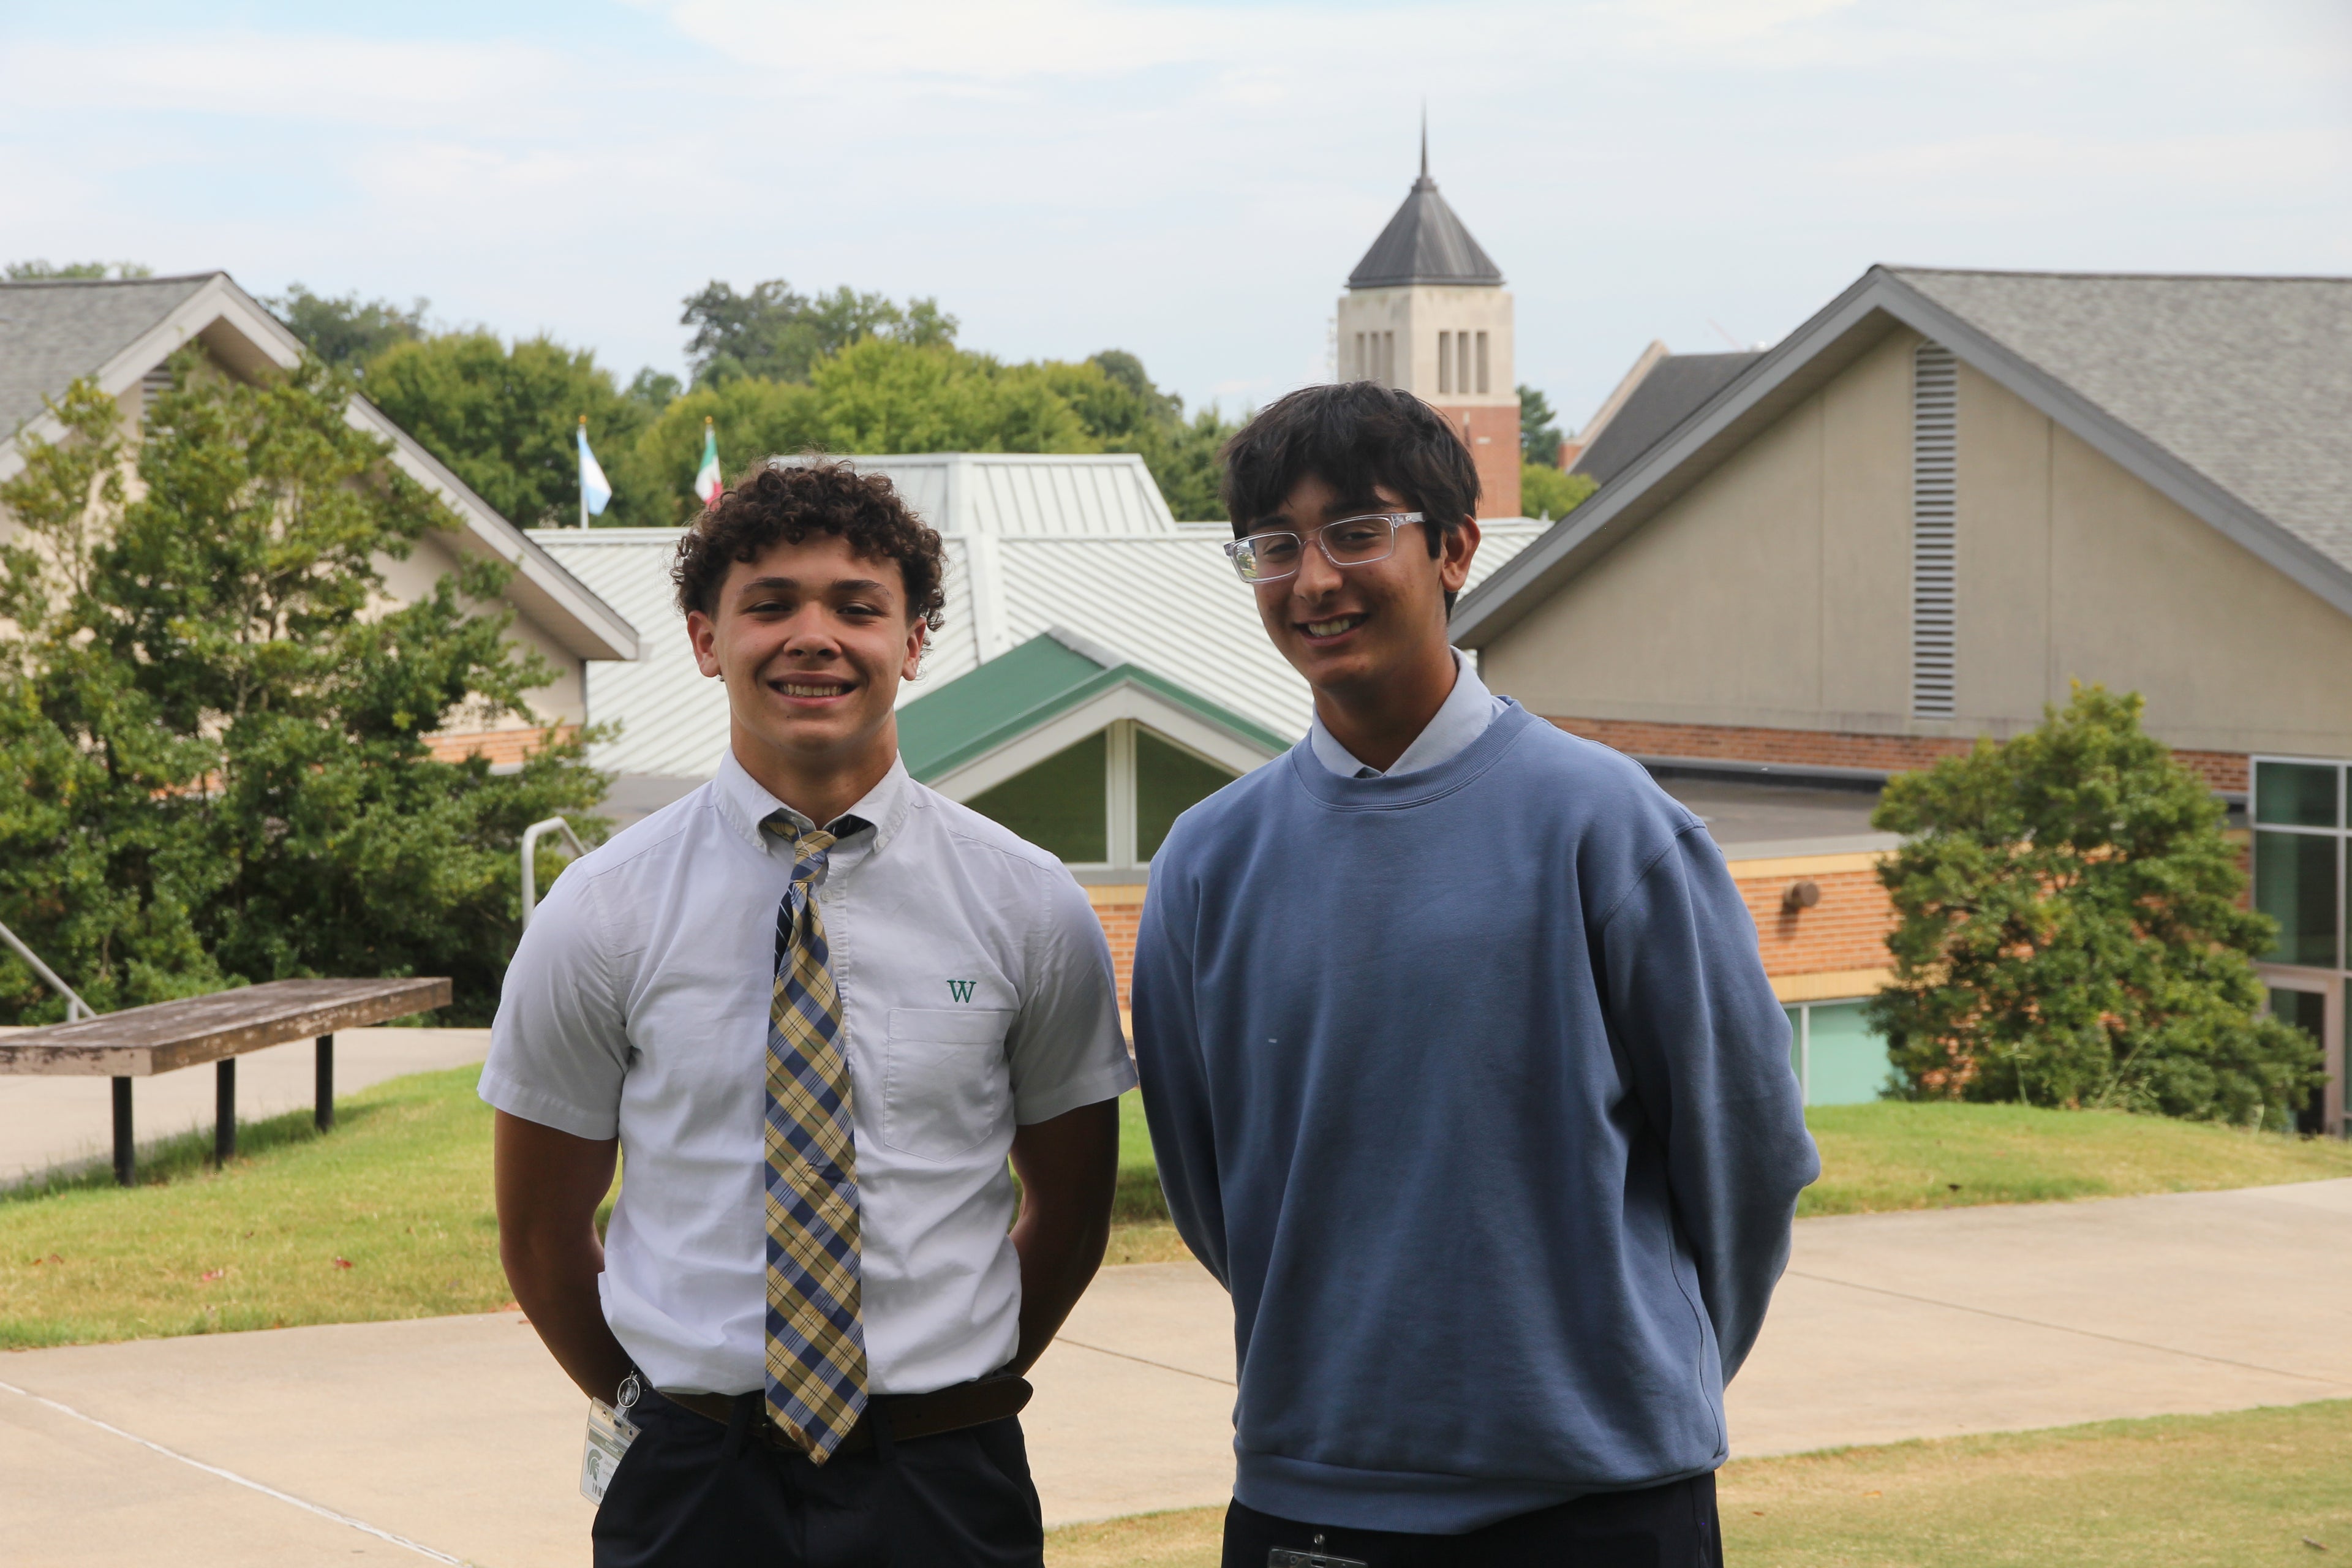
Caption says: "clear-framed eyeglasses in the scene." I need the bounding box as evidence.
[1222,512,1425,584]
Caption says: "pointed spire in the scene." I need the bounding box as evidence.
[1346,118,1502,290]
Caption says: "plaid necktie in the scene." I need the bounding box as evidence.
[760,813,869,1463]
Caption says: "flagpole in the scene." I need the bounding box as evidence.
[578,414,589,529]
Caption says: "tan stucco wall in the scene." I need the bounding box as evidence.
[1482,326,2352,758]
[1336,284,1515,406]
[376,532,586,730]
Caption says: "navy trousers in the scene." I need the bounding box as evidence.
[591,1388,1043,1568]
[1223,1472,1722,1568]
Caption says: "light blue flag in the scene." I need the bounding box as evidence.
[577,417,612,518]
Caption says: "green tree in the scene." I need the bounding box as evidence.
[1520,464,1595,521]
[682,279,959,386]
[635,378,827,522]
[1518,384,1564,465]
[0,361,608,1025]
[1866,686,2320,1127]
[266,284,429,374]
[365,332,666,528]
[5,260,151,281]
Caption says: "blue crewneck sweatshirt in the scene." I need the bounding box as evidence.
[1132,701,1817,1534]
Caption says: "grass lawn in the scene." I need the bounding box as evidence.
[6,1073,2348,1348]
[1797,1099,2352,1216]
[1044,1399,2352,1567]
[0,1065,526,1350]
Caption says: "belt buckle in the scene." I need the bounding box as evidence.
[1270,1535,1368,1568]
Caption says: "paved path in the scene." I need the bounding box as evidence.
[0,1027,491,1186]
[4,1180,2347,1565]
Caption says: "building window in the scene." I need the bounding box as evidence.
[1475,331,1489,394]
[1438,331,1453,394]
[963,722,1240,872]
[1384,332,1396,388]
[1782,998,1891,1106]
[1910,341,1958,718]
[2252,756,2350,1136]
[965,731,1107,864]
[1354,333,1366,382]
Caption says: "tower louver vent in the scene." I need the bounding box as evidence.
[1910,342,1958,718]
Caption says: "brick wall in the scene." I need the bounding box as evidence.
[1087,885,1147,1009]
[1549,715,2249,793]
[427,725,578,767]
[1727,857,1896,981]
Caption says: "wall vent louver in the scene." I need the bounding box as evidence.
[1910,342,1958,718]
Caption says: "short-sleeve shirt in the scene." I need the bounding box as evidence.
[480,750,1135,1396]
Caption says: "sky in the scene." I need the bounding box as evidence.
[4,0,2348,431]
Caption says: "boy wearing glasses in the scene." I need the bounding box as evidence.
[1131,383,1816,1568]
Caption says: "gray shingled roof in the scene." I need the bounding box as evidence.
[1346,159,1502,290]
[1891,268,2352,578]
[1571,351,1763,488]
[0,274,218,435]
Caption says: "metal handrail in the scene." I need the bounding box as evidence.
[520,816,589,932]
[0,916,94,1020]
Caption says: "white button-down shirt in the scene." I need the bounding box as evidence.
[481,751,1134,1396]
[1308,649,1509,779]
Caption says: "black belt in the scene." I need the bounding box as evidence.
[659,1373,1033,1456]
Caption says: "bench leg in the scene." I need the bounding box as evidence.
[112,1077,134,1187]
[315,1035,334,1133]
[216,1057,236,1166]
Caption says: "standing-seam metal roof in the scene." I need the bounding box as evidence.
[539,461,1549,778]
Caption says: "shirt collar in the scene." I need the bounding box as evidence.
[712,748,914,855]
[1306,649,1496,780]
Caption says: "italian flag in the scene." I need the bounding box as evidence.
[695,417,723,507]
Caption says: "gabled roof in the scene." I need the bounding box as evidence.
[1346,142,1503,290]
[897,627,1289,791]
[1570,350,1763,489]
[1455,265,2352,647]
[0,273,638,663]
[0,275,213,434]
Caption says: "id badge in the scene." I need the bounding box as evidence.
[1270,1534,1368,1568]
[579,1374,643,1504]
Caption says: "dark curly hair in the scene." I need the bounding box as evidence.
[672,458,949,629]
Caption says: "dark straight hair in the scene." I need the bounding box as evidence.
[1219,382,1481,607]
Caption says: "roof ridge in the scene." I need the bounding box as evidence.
[0,271,227,289]
[1884,263,2352,285]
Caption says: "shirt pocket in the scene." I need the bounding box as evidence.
[876,1007,1017,1161]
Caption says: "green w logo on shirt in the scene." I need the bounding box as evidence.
[946,979,977,1003]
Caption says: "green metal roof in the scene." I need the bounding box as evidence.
[897,630,1289,783]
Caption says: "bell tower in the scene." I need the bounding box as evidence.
[1335,126,1519,518]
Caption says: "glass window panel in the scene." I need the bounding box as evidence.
[1802,1001,1892,1106]
[2254,830,2339,967]
[965,732,1107,863]
[2253,761,2339,827]
[2269,987,2329,1136]
[1135,729,1239,863]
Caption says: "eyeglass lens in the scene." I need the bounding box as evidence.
[1232,516,1400,581]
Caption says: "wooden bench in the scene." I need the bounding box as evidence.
[0,978,451,1185]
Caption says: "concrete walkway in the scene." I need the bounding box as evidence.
[0,1028,491,1186]
[3,1179,2347,1565]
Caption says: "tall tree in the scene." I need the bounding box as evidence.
[267,284,429,375]
[1866,685,2320,1126]
[0,360,607,1025]
[681,279,959,386]
[5,260,151,281]
[1518,384,1564,466]
[365,332,666,528]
